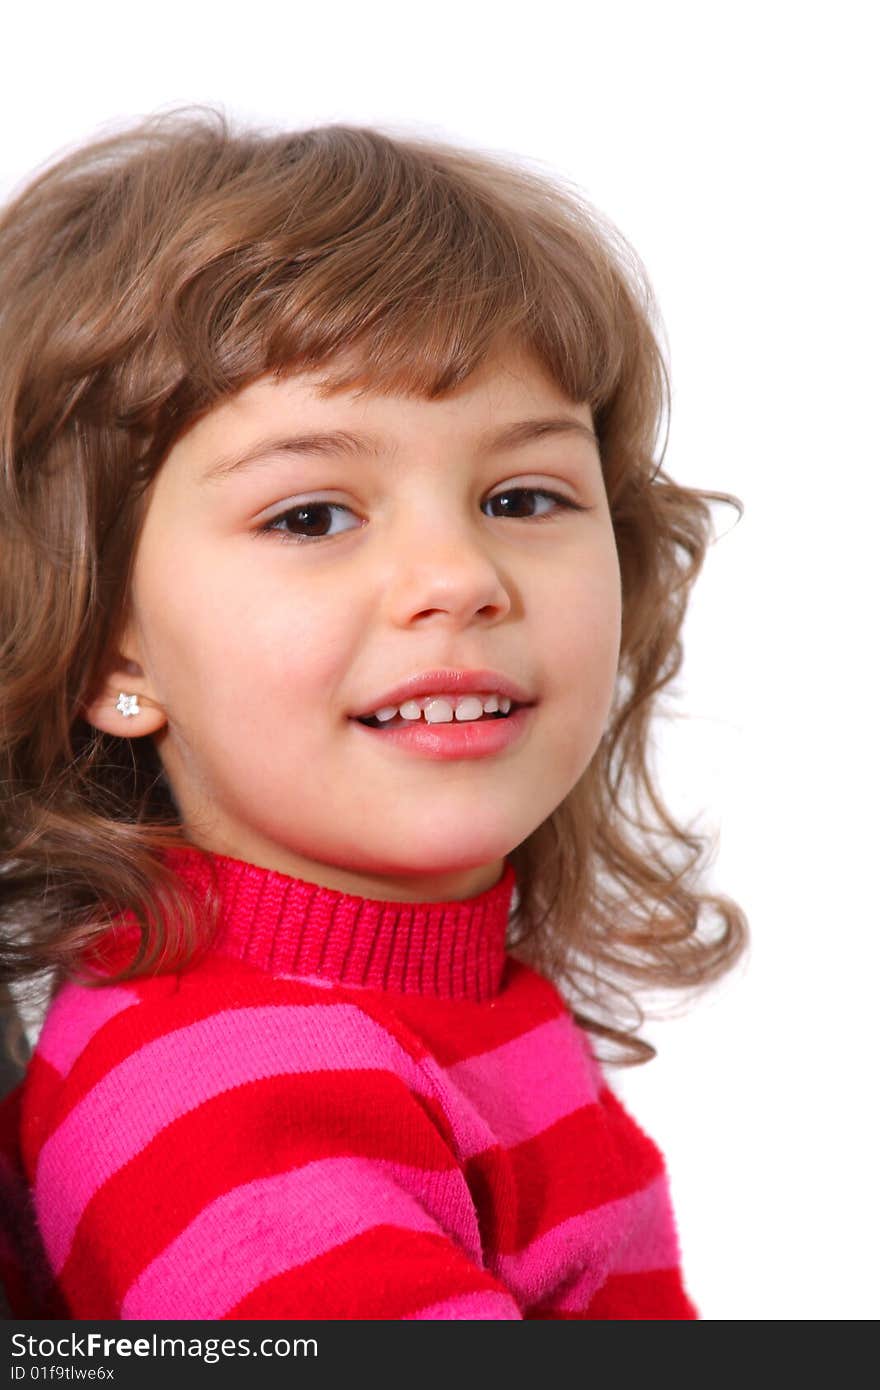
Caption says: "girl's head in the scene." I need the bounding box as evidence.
[0,107,747,1061]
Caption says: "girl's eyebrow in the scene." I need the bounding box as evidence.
[199,415,599,485]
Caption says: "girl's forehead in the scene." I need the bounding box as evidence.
[201,345,578,437]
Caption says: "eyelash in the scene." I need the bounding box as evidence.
[255,488,588,546]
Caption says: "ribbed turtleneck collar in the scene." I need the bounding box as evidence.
[158,845,518,1002]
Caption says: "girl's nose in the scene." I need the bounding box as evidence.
[381,526,513,628]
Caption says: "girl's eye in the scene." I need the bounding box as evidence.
[255,488,588,546]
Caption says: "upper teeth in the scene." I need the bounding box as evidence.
[368,693,513,723]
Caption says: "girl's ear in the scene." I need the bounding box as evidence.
[78,652,166,738]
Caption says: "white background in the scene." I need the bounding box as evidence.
[2,0,877,1320]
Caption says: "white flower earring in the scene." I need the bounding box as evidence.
[115,692,141,718]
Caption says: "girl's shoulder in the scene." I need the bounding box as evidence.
[20,952,600,1182]
[21,959,438,1153]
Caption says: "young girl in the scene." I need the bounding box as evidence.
[0,107,747,1321]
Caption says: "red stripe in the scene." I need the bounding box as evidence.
[58,1068,461,1317]
[383,962,566,1065]
[532,1267,700,1319]
[466,1085,665,1253]
[225,1223,522,1319]
[18,1053,64,1181]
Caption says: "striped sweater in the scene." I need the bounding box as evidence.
[3,846,698,1319]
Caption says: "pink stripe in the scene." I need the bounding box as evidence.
[36,1002,438,1275]
[35,982,141,1079]
[604,1172,682,1275]
[496,1173,676,1307]
[414,1053,498,1162]
[120,1156,477,1319]
[404,1290,522,1320]
[444,1014,598,1151]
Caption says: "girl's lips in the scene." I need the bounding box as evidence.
[349,703,535,761]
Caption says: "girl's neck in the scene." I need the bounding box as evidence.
[158,843,519,1001]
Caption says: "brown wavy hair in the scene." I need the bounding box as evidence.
[0,105,748,1065]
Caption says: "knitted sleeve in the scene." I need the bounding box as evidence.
[20,966,524,1320]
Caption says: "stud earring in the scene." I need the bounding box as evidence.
[116,692,141,718]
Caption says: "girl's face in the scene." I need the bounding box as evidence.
[92,344,622,900]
